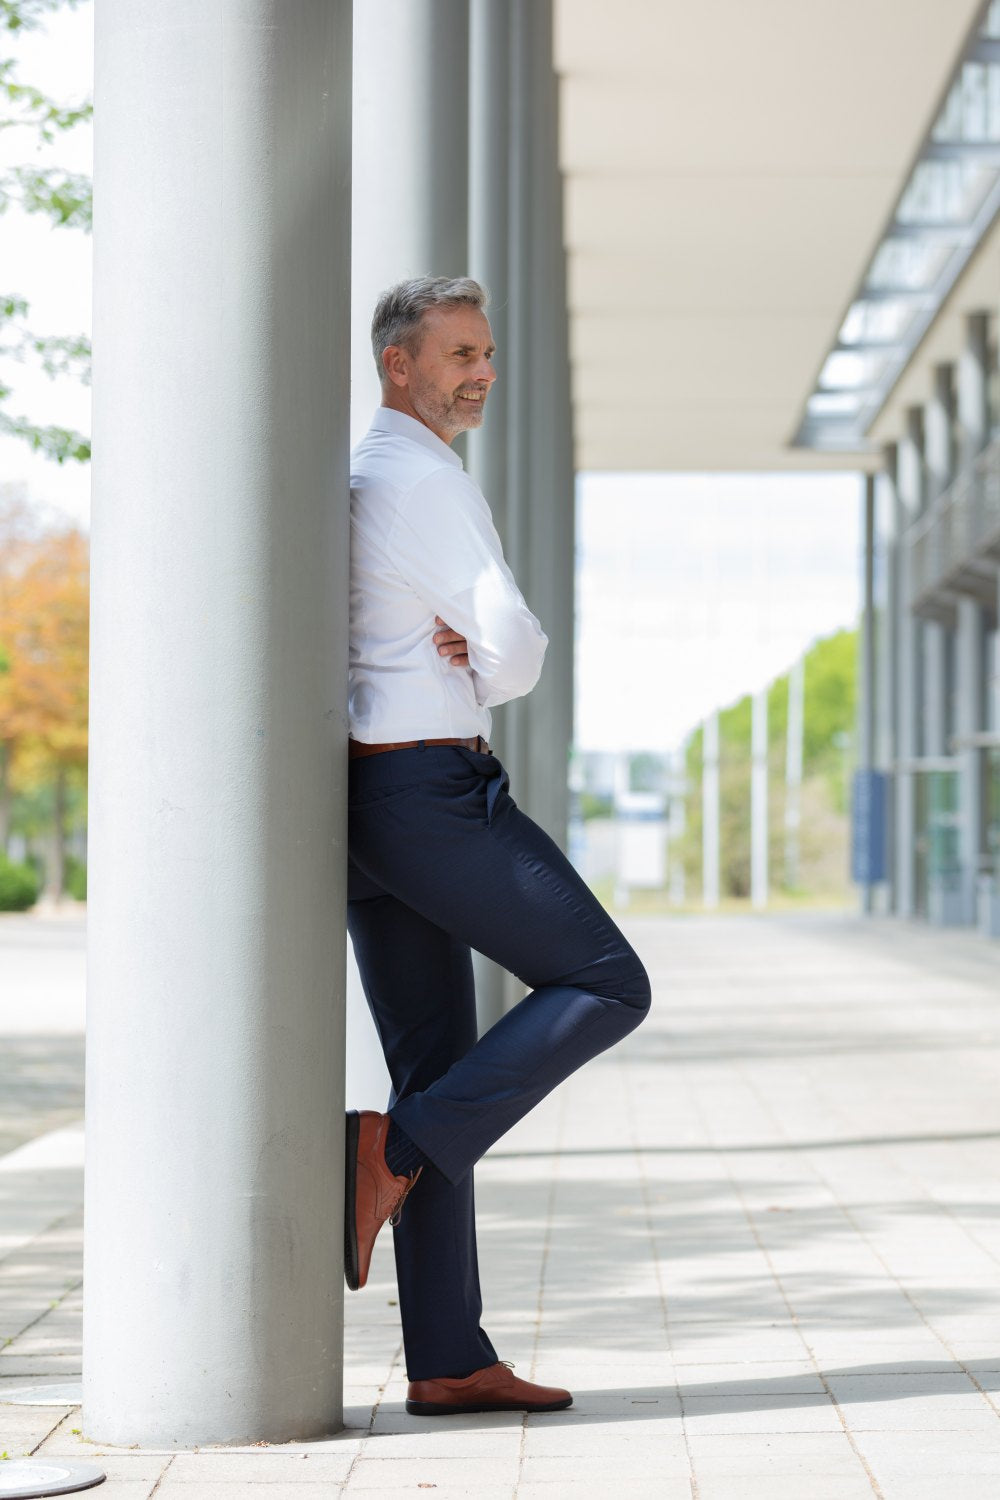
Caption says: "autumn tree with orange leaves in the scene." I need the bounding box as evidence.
[0,490,89,898]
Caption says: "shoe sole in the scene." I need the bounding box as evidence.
[404,1395,572,1416]
[344,1109,361,1291]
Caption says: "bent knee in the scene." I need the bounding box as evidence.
[613,962,652,1017]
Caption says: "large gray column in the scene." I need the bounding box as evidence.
[346,0,470,1072]
[524,0,574,854]
[956,598,984,923]
[467,0,512,1030]
[85,1,352,1447]
[467,0,511,548]
[508,0,574,853]
[350,0,470,446]
[469,0,574,1015]
[894,409,923,918]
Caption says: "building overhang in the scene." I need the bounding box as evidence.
[555,0,988,473]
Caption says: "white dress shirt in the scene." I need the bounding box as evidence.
[349,407,548,744]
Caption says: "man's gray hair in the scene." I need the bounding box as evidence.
[371,276,488,380]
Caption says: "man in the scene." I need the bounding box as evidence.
[346,275,650,1416]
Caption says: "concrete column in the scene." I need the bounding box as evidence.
[751,688,769,910]
[503,1,533,812]
[923,366,955,772]
[785,655,805,893]
[467,1,513,1030]
[956,598,984,923]
[505,0,575,847]
[858,475,878,914]
[702,711,720,908]
[879,449,899,914]
[524,0,574,854]
[925,363,955,503]
[346,0,471,1074]
[922,623,947,757]
[958,312,990,466]
[350,0,470,447]
[85,0,352,1448]
[467,0,510,548]
[894,408,924,917]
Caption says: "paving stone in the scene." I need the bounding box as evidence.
[520,1414,682,1456]
[520,1449,690,1485]
[828,1372,999,1431]
[872,1479,1000,1500]
[516,1485,691,1500]
[342,1455,518,1489]
[160,1452,355,1483]
[852,1427,1000,1471]
[681,1394,844,1436]
[675,1362,826,1396]
[156,1487,346,1499]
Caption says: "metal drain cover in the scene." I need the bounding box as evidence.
[0,1459,105,1497]
[0,1385,82,1407]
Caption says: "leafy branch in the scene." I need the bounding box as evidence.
[0,402,90,463]
[1,0,83,35]
[1,323,91,382]
[1,57,92,142]
[0,0,92,464]
[0,164,91,227]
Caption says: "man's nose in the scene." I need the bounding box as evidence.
[474,355,497,386]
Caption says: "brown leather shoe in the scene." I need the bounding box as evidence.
[406,1361,572,1415]
[344,1110,421,1291]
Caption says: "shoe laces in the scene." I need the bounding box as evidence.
[388,1167,421,1227]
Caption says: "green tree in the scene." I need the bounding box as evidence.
[1,0,92,462]
[677,626,858,902]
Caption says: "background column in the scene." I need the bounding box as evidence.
[468,0,512,1029]
[956,599,984,924]
[507,0,574,852]
[958,313,990,465]
[85,0,352,1446]
[957,313,990,929]
[879,447,899,915]
[350,0,470,446]
[751,688,769,909]
[702,711,720,909]
[858,473,877,914]
[894,408,923,918]
[346,0,471,1093]
[922,367,954,768]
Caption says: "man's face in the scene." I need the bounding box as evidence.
[383,305,497,444]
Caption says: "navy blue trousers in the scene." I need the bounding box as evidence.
[346,743,650,1381]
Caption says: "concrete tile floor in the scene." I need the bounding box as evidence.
[2,911,1000,1496]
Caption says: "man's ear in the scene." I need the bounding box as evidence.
[382,344,410,389]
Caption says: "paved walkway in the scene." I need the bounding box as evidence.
[2,910,1000,1497]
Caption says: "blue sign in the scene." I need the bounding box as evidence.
[851,769,887,884]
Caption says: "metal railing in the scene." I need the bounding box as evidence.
[908,433,1000,609]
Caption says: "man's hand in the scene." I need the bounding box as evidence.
[433,615,470,669]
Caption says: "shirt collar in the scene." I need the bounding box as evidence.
[369,407,464,469]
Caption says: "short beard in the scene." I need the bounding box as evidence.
[411,375,486,440]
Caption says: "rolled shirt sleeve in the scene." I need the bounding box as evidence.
[385,470,548,708]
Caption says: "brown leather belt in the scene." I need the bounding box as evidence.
[348,735,490,759]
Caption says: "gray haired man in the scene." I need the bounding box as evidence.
[345,276,651,1415]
